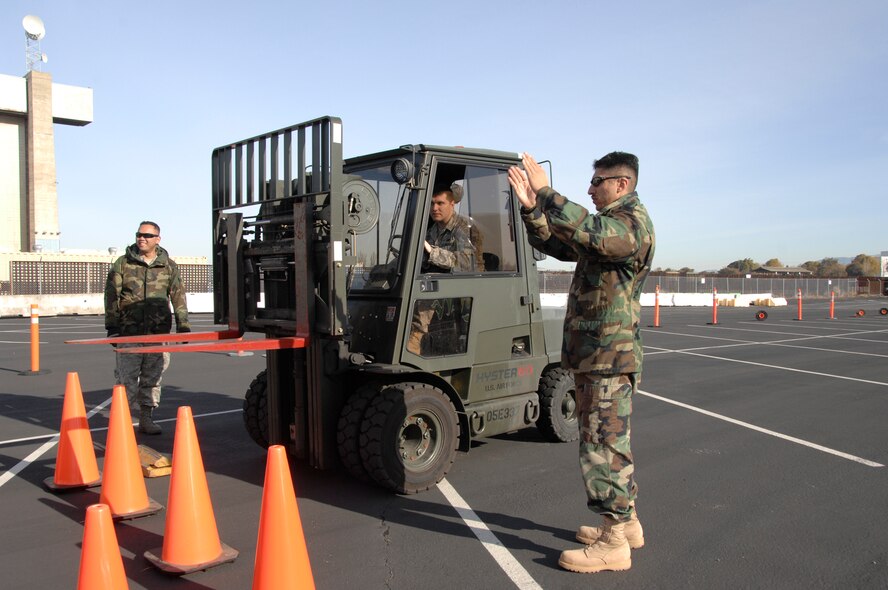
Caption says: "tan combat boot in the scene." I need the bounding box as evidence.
[559,517,631,573]
[577,511,644,548]
[138,406,162,435]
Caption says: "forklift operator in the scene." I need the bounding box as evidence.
[421,187,481,273]
[408,187,482,355]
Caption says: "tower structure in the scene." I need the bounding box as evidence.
[0,16,92,252]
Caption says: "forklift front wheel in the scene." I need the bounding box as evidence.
[337,384,380,482]
[360,382,459,494]
[243,370,270,449]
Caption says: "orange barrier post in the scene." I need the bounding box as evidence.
[145,406,238,574]
[713,288,718,324]
[829,291,835,320]
[77,504,129,590]
[20,303,49,376]
[44,372,101,491]
[796,288,803,321]
[30,304,39,372]
[99,385,162,520]
[252,445,315,590]
[653,284,661,328]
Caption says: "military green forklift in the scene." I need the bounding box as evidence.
[97,116,578,494]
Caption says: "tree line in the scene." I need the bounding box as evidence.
[654,254,881,277]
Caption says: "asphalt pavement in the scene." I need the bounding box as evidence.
[1,299,887,589]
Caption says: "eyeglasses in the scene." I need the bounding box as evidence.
[135,232,158,239]
[590,175,630,187]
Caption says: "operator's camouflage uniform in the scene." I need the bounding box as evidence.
[409,215,481,355]
[522,187,654,522]
[423,214,483,274]
[104,244,190,408]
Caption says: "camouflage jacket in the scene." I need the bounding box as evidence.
[104,244,190,336]
[522,188,655,375]
[423,214,483,273]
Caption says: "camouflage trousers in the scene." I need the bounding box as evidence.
[407,304,436,355]
[574,372,638,523]
[114,343,171,409]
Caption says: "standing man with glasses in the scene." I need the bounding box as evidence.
[508,152,655,574]
[104,221,190,434]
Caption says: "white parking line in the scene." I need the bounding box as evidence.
[438,478,543,590]
[0,407,241,488]
[0,395,112,489]
[638,389,884,467]
[647,346,888,388]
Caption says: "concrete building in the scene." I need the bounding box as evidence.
[0,71,93,253]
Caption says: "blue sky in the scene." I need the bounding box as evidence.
[3,0,887,271]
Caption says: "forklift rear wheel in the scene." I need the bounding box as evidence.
[360,382,459,494]
[536,367,579,442]
[337,384,380,482]
[243,370,270,449]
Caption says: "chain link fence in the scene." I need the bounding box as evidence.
[0,263,875,300]
[539,271,863,298]
[5,261,213,296]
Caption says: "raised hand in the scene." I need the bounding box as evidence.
[521,153,550,193]
[508,165,536,210]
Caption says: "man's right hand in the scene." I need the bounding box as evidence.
[508,166,536,210]
[106,329,119,338]
[521,153,550,193]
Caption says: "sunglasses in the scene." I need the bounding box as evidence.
[590,175,630,187]
[135,232,159,239]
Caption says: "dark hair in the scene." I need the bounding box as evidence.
[432,189,457,203]
[594,152,639,180]
[139,221,161,233]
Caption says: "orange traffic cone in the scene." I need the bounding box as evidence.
[99,385,162,520]
[144,406,238,574]
[44,372,102,491]
[252,445,315,590]
[77,504,129,590]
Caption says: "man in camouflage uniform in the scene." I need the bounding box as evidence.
[509,152,654,574]
[104,221,190,434]
[407,187,482,355]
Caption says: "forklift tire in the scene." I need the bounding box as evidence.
[359,382,459,494]
[243,370,270,449]
[536,368,579,443]
[336,385,380,482]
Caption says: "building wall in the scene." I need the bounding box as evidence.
[0,114,26,252]
[0,72,93,254]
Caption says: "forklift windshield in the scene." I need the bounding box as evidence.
[345,162,414,292]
